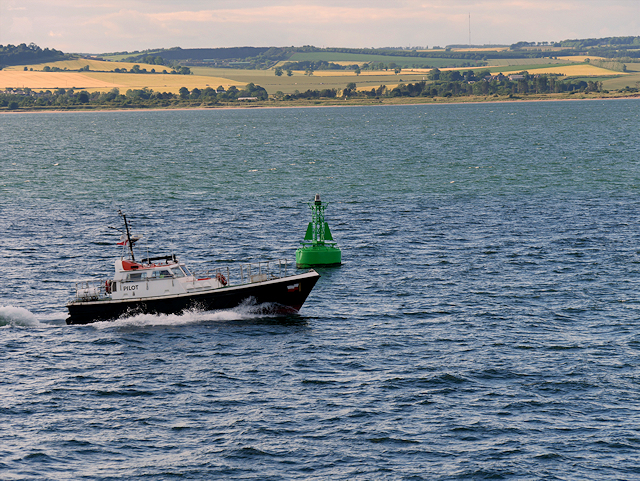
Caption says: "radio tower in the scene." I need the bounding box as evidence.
[469,13,471,47]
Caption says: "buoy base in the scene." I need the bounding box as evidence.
[295,244,342,268]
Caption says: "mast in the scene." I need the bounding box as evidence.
[311,193,326,244]
[119,210,135,261]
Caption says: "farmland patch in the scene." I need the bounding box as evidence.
[287,52,476,68]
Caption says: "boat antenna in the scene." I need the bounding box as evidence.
[118,210,136,262]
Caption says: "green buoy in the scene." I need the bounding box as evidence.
[295,194,342,268]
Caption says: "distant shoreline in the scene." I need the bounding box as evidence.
[2,92,639,114]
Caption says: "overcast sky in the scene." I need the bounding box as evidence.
[1,0,639,53]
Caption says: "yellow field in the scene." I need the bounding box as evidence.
[311,69,392,77]
[3,58,166,73]
[1,59,629,96]
[0,70,243,93]
[500,64,624,76]
[84,72,241,93]
[0,71,120,89]
[520,46,567,52]
[556,56,608,62]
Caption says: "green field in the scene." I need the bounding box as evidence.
[601,72,640,90]
[99,51,165,61]
[486,63,577,73]
[486,58,573,66]
[287,52,474,68]
[189,66,417,94]
[3,58,633,96]
[211,65,634,95]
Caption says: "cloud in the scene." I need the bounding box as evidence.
[1,0,638,52]
[145,5,444,25]
[8,17,33,37]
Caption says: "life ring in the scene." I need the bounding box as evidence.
[105,280,112,294]
[216,273,227,286]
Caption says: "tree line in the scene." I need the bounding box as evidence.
[37,63,192,75]
[0,43,68,67]
[3,71,637,111]
[0,83,269,110]
[384,78,605,98]
[280,71,625,101]
[280,60,354,71]
[555,36,640,49]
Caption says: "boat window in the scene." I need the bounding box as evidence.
[151,269,173,279]
[127,272,147,281]
[181,266,192,276]
[171,267,185,278]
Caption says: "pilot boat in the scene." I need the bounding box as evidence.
[66,212,320,325]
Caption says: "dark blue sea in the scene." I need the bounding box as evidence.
[1,100,640,480]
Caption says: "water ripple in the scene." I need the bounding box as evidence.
[1,100,640,479]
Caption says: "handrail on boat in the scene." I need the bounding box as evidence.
[74,279,111,301]
[239,259,288,284]
[73,259,292,301]
[192,259,288,287]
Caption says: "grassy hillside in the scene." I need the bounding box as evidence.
[286,52,475,68]
[0,70,243,93]
[2,53,636,96]
[191,67,411,94]
[488,64,623,76]
[600,63,640,90]
[487,58,570,67]
[4,58,167,72]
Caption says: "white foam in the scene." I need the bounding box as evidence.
[0,305,44,327]
[89,302,267,330]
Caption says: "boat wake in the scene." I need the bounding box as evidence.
[0,305,45,328]
[89,300,283,330]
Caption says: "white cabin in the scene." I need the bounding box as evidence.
[108,257,226,300]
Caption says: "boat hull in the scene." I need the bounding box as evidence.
[66,270,319,325]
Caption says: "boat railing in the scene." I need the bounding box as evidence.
[239,259,288,285]
[194,259,289,287]
[74,279,111,301]
[194,266,232,287]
